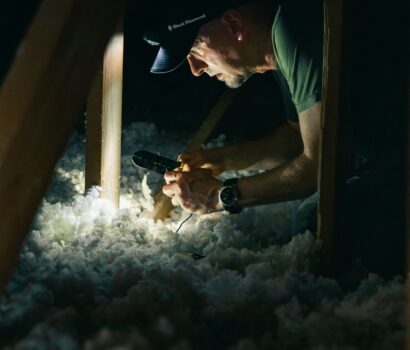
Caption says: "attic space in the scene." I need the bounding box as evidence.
[0,0,408,349]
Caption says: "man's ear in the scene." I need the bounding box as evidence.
[221,9,246,42]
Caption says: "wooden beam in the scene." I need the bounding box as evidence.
[0,0,124,295]
[405,42,410,350]
[317,0,352,276]
[153,89,237,220]
[86,30,124,208]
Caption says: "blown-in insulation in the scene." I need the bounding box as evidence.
[0,122,404,349]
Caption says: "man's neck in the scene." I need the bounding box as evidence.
[247,1,277,73]
[252,33,276,73]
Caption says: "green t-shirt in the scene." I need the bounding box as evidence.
[272,0,324,115]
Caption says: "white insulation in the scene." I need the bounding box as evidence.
[0,122,404,349]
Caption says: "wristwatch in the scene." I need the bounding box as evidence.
[218,178,243,214]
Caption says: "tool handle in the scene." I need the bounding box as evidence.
[132,150,181,175]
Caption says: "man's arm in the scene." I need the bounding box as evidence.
[181,122,303,173]
[237,102,320,205]
[163,102,321,213]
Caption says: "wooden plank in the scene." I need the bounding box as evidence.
[86,30,124,208]
[317,0,352,276]
[0,0,124,295]
[153,89,237,220]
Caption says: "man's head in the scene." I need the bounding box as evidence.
[186,8,255,88]
[143,0,274,88]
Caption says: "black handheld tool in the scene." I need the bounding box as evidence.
[132,150,182,174]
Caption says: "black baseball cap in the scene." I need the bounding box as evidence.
[143,0,248,74]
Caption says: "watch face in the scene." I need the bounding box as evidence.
[220,186,237,207]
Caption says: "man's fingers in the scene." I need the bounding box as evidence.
[179,155,194,171]
[171,196,179,206]
[164,171,183,184]
[180,150,223,175]
[163,184,190,208]
[162,182,181,197]
[162,184,173,198]
[182,162,192,172]
[180,151,204,170]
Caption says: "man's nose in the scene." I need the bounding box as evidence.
[187,54,207,77]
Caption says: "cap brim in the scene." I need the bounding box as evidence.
[150,27,199,74]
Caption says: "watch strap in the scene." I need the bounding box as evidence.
[223,178,238,187]
[221,178,242,214]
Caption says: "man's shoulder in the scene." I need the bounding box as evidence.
[272,0,324,114]
[272,0,324,67]
[273,0,324,31]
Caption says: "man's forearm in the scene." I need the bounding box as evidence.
[236,103,321,207]
[221,123,303,171]
[169,104,321,214]
[237,153,318,207]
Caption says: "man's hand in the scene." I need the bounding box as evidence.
[163,169,223,214]
[179,149,225,175]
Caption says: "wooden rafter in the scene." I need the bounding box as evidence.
[317,0,353,276]
[86,28,124,208]
[405,46,410,350]
[0,0,124,295]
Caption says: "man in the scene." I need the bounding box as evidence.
[143,0,323,217]
[141,0,407,280]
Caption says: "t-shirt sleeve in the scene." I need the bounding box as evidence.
[272,0,324,114]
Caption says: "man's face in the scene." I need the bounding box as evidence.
[186,21,252,88]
